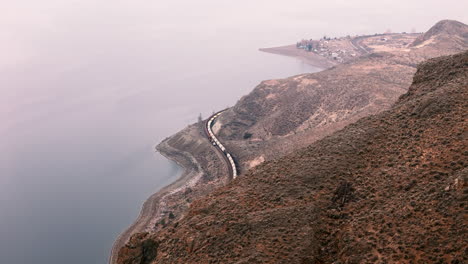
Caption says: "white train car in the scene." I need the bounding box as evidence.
[207,110,238,179]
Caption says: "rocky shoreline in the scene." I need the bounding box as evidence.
[109,122,231,264]
[109,136,202,264]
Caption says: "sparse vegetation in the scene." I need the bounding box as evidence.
[116,21,468,264]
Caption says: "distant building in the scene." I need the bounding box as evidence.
[296,39,317,52]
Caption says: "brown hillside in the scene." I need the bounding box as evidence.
[216,20,468,173]
[411,19,468,47]
[118,51,467,264]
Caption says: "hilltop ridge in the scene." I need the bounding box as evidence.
[411,19,468,47]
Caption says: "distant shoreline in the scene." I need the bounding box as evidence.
[259,44,337,69]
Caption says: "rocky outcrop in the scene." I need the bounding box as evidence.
[117,233,158,264]
[117,50,467,264]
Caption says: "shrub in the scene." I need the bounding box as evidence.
[243,132,253,139]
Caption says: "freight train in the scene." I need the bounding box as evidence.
[206,111,238,178]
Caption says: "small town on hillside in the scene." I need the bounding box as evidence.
[296,36,357,63]
[295,32,420,63]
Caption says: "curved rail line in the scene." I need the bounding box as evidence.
[350,36,372,54]
[109,110,238,264]
[204,110,238,179]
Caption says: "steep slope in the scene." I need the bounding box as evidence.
[216,20,468,172]
[118,51,467,264]
[411,19,468,48]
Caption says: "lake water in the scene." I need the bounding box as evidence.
[2,1,464,263]
[0,2,321,264]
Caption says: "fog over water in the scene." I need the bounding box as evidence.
[1,1,466,264]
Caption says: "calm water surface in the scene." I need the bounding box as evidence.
[0,2,320,264]
[2,1,464,263]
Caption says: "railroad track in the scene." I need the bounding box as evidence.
[350,36,372,54]
[204,110,238,179]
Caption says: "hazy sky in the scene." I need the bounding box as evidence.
[1,0,467,66]
[0,0,468,120]
[1,0,467,115]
